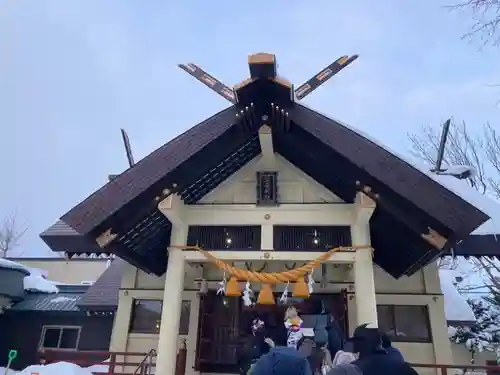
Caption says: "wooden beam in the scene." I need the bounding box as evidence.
[258,125,275,165]
[182,250,356,263]
[352,190,376,224]
[157,193,185,227]
[248,53,277,79]
[421,228,447,250]
[96,229,118,248]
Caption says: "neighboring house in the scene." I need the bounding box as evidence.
[38,53,500,375]
[0,284,114,370]
[0,258,115,371]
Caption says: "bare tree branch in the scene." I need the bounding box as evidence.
[446,0,500,46]
[0,213,28,258]
[408,119,500,199]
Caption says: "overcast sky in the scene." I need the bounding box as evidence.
[0,0,498,257]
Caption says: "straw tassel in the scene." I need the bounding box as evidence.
[293,276,310,298]
[225,276,241,297]
[257,284,275,305]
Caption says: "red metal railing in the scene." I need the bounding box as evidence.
[37,350,500,375]
[38,345,187,375]
[410,363,500,375]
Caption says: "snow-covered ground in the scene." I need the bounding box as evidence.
[0,362,106,375]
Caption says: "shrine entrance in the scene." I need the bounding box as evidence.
[194,291,349,373]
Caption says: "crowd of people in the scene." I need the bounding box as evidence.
[236,313,418,375]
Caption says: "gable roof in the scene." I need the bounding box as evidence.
[40,53,496,279]
[8,285,88,313]
[77,258,124,311]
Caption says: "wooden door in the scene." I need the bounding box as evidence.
[195,293,240,373]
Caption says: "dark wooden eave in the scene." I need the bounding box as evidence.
[41,55,494,278]
[444,234,500,259]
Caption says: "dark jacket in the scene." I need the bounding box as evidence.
[252,347,312,375]
[350,325,417,375]
[352,353,418,375]
[326,318,344,354]
[237,333,271,375]
[385,346,404,362]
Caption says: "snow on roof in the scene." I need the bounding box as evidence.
[23,273,59,294]
[439,269,476,322]
[0,257,59,293]
[0,258,31,274]
[300,103,500,236]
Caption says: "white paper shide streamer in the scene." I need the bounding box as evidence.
[242,281,253,306]
[308,269,315,294]
[217,271,227,295]
[279,281,290,304]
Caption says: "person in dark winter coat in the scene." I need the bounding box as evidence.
[326,315,344,356]
[251,341,313,375]
[327,323,418,375]
[237,318,273,375]
[380,333,404,362]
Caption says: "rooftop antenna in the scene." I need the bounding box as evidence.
[108,129,136,181]
[121,128,135,168]
[431,119,451,173]
[430,119,476,180]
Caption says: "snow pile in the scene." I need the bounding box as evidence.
[0,258,30,273]
[23,274,59,294]
[85,363,109,373]
[0,362,95,375]
[440,269,476,322]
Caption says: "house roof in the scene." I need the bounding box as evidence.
[8,285,88,312]
[40,53,496,279]
[77,259,124,311]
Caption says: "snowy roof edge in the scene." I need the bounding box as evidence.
[299,103,499,236]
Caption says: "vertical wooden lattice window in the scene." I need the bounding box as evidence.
[187,226,261,250]
[273,226,351,251]
[256,171,278,206]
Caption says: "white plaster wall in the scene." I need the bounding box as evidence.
[198,154,343,205]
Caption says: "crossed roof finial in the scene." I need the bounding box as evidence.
[178,52,358,104]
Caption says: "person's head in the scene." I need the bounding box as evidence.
[380,333,392,349]
[348,323,384,358]
[285,306,299,321]
[297,336,316,357]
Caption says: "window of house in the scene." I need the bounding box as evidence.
[377,305,431,343]
[129,299,191,335]
[39,326,81,350]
